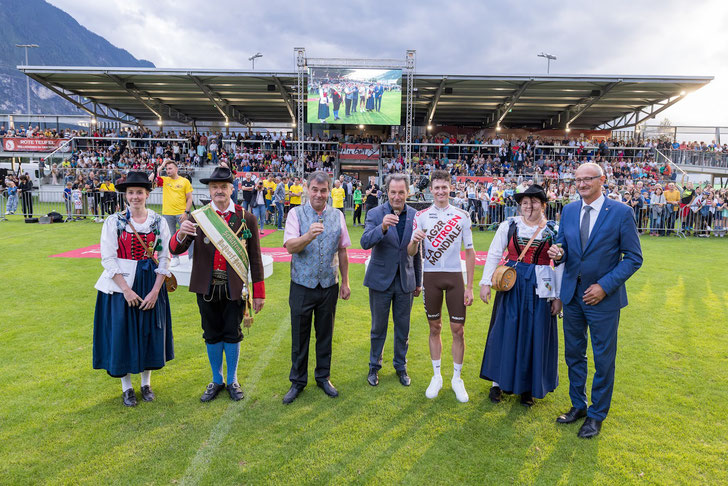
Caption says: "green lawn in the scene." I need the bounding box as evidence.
[307,90,401,125]
[0,214,727,485]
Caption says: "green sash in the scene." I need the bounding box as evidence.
[192,203,255,325]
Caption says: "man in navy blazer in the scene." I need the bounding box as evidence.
[549,162,642,438]
[361,173,422,387]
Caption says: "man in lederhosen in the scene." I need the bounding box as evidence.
[170,166,266,402]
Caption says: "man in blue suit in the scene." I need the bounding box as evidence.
[361,173,422,387]
[548,162,642,438]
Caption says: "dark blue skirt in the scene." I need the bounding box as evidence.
[479,260,558,399]
[366,96,374,110]
[318,103,330,120]
[93,259,174,377]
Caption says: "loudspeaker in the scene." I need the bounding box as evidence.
[444,87,453,94]
[267,85,276,92]
[24,217,39,224]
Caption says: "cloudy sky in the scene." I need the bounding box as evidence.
[48,0,727,128]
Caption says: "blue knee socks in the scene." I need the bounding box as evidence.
[206,342,224,384]
[223,342,240,385]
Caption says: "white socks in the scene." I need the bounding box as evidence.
[121,371,151,392]
[432,359,441,377]
[453,362,463,380]
[121,374,132,392]
[141,370,151,388]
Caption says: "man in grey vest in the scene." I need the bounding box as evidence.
[282,171,352,404]
[361,173,422,387]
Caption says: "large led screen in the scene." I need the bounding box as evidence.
[307,68,402,125]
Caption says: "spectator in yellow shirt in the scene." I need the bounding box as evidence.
[289,178,303,208]
[99,179,116,216]
[263,174,277,224]
[663,182,681,235]
[331,180,346,214]
[155,159,193,266]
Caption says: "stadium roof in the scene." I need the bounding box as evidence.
[19,66,713,130]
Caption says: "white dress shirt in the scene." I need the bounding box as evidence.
[580,193,605,240]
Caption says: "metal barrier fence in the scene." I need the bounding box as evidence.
[457,201,727,237]
[6,188,221,221]
[5,188,727,238]
[667,149,728,169]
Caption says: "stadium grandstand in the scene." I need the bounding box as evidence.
[1,66,726,238]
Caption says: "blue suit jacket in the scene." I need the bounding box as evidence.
[361,202,422,293]
[556,197,643,310]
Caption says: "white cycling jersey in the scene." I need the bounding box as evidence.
[412,204,474,272]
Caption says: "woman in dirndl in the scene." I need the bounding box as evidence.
[93,171,174,407]
[318,86,330,122]
[478,184,563,406]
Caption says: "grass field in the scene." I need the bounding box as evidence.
[307,91,401,125]
[0,214,727,485]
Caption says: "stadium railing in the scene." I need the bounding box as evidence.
[380,143,657,161]
[667,149,728,169]
[10,187,726,238]
[0,192,6,221]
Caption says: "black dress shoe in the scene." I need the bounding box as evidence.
[488,386,502,403]
[577,417,602,438]
[140,385,155,402]
[396,369,411,387]
[317,379,339,398]
[200,382,226,403]
[556,407,587,424]
[228,382,244,401]
[282,385,303,404]
[520,391,534,407]
[122,389,137,407]
[367,368,379,386]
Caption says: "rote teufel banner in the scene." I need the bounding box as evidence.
[2,137,70,152]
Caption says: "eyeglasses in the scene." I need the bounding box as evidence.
[574,175,601,184]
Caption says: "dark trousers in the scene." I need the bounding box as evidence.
[21,192,33,218]
[563,284,620,422]
[196,285,244,344]
[353,204,362,225]
[289,281,339,387]
[345,98,352,116]
[368,274,412,371]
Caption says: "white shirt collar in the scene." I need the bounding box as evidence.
[582,193,605,214]
[213,199,235,214]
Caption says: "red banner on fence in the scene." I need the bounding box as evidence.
[339,143,379,161]
[455,176,499,184]
[2,137,70,152]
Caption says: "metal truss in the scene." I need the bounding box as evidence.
[106,73,192,124]
[295,47,306,176]
[426,77,447,126]
[25,73,137,124]
[564,81,621,128]
[597,93,686,130]
[404,50,416,170]
[188,75,250,125]
[272,75,296,123]
[489,79,533,127]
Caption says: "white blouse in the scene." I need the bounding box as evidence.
[479,216,563,299]
[99,209,172,283]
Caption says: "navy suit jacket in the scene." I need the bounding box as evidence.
[556,197,643,311]
[361,202,422,293]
